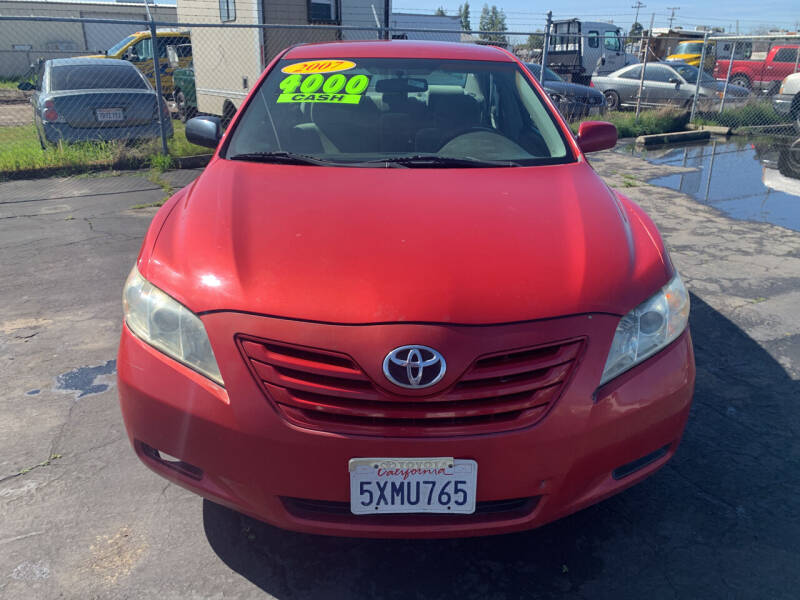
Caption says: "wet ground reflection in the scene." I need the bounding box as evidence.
[619,136,800,232]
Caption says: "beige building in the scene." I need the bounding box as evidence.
[0,0,176,77]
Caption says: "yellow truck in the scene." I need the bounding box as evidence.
[85,29,192,97]
[666,40,716,71]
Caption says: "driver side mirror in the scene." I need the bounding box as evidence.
[185,116,222,149]
[576,121,617,154]
[17,81,34,91]
[668,77,681,86]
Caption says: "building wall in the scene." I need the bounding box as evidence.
[0,0,176,77]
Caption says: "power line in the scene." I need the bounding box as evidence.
[667,7,680,28]
[632,1,646,26]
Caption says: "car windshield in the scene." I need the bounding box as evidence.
[107,35,136,56]
[51,64,149,91]
[674,42,703,55]
[671,63,715,84]
[224,57,571,166]
[524,63,564,82]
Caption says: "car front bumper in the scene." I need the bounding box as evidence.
[118,312,695,539]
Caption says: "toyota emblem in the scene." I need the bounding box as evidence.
[383,345,446,389]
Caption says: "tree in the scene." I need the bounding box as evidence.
[526,31,544,50]
[478,4,508,46]
[458,2,471,31]
[435,6,446,16]
[627,22,644,45]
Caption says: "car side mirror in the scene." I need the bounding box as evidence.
[185,116,222,149]
[577,121,617,154]
[668,77,680,86]
[17,81,34,91]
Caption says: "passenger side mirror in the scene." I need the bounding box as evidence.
[576,121,617,154]
[185,116,222,149]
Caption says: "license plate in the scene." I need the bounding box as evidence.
[96,108,124,122]
[349,457,477,515]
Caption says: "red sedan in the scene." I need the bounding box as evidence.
[118,41,694,538]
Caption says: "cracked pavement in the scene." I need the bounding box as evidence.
[1,148,799,599]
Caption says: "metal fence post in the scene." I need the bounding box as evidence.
[689,31,710,124]
[719,40,736,113]
[539,11,552,83]
[635,14,654,121]
[143,0,168,155]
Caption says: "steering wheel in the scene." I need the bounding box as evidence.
[439,126,504,147]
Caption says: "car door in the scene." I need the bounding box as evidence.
[601,29,625,73]
[642,64,683,107]
[769,47,800,88]
[612,65,643,106]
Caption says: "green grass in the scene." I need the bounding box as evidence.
[0,77,25,90]
[694,100,786,129]
[0,120,207,178]
[572,108,690,139]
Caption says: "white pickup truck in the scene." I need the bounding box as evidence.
[773,72,800,130]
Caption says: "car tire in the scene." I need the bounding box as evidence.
[729,74,750,90]
[603,90,620,111]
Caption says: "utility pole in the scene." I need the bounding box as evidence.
[667,7,679,29]
[142,0,168,155]
[631,1,645,26]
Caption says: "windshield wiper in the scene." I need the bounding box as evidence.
[366,155,520,168]
[227,151,333,166]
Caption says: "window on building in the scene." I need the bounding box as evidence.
[309,0,338,23]
[220,0,236,22]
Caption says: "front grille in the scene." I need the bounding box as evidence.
[238,335,583,436]
[281,496,539,525]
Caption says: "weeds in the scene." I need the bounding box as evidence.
[0,121,206,178]
[572,108,690,139]
[694,100,787,129]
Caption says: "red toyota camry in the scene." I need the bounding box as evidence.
[118,41,695,538]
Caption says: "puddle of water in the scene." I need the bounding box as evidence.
[55,359,116,398]
[618,137,800,232]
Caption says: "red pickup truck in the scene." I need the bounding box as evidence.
[713,44,799,94]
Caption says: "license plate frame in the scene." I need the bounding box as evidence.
[349,457,477,515]
[96,108,124,122]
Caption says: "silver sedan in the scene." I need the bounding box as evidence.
[592,62,749,110]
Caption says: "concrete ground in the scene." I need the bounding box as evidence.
[1,148,799,599]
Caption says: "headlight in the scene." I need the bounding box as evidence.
[779,82,785,95]
[600,274,690,385]
[123,266,224,385]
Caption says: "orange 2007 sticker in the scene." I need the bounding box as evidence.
[281,60,356,75]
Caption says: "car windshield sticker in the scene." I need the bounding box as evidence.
[277,73,370,104]
[281,60,357,74]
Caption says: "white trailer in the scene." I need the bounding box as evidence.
[177,0,384,121]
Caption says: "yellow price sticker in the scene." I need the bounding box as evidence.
[281,60,357,74]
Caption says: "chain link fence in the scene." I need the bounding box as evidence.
[0,14,798,178]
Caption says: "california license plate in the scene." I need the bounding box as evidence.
[96,108,124,122]
[349,457,477,515]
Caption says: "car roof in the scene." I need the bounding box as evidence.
[284,40,515,62]
[48,57,136,67]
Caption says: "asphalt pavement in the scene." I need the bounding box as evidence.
[1,148,799,599]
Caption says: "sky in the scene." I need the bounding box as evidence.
[393,0,800,34]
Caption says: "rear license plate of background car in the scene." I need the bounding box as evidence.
[96,108,124,121]
[349,457,477,515]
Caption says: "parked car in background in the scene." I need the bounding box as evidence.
[592,61,749,110]
[84,29,192,98]
[772,72,800,129]
[22,58,172,147]
[665,40,716,71]
[713,45,799,94]
[524,63,605,119]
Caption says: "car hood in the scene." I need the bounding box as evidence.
[143,159,671,324]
